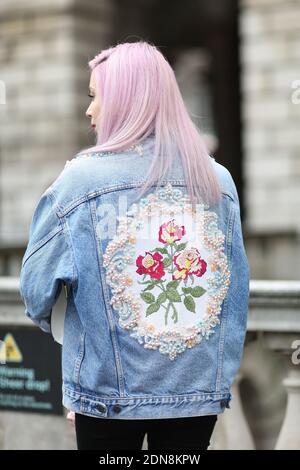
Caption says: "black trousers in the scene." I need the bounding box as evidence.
[75,413,217,450]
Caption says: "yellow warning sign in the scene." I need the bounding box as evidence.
[1,333,23,363]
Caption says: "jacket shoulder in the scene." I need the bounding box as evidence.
[47,150,131,211]
[210,158,239,204]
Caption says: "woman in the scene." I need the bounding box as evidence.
[19,41,250,450]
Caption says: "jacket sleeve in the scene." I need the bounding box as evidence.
[19,188,76,334]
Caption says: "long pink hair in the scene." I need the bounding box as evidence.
[78,40,222,208]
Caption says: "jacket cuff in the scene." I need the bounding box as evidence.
[25,309,52,335]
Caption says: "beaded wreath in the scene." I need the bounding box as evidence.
[102,183,231,360]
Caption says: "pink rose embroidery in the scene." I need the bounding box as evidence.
[158,219,185,244]
[173,248,207,281]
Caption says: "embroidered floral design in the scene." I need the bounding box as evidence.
[135,221,208,326]
[102,183,231,361]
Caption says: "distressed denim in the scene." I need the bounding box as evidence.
[19,132,250,420]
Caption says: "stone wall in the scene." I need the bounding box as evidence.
[0,0,114,264]
[239,0,300,279]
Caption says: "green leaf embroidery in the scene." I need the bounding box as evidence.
[143,283,156,291]
[140,292,155,304]
[163,257,172,267]
[175,241,188,251]
[155,247,168,254]
[146,302,160,316]
[182,287,192,294]
[138,280,160,291]
[166,280,179,290]
[184,295,196,313]
[166,288,181,302]
[157,292,167,304]
[190,286,206,297]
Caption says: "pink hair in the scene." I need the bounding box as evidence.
[79,40,222,208]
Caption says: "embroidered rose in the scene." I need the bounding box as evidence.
[136,251,165,280]
[173,247,207,281]
[158,219,185,244]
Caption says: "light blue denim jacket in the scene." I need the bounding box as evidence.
[19,132,250,420]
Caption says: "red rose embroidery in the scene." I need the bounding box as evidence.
[136,251,165,280]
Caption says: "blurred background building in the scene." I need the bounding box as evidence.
[0,0,299,450]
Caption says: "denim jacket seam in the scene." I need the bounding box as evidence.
[55,180,187,217]
[215,201,236,391]
[63,385,231,402]
[55,185,235,218]
[21,224,63,268]
[89,199,126,396]
[48,186,78,286]
[222,191,235,202]
[73,330,86,384]
[61,217,78,286]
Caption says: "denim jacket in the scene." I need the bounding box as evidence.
[19,132,250,420]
